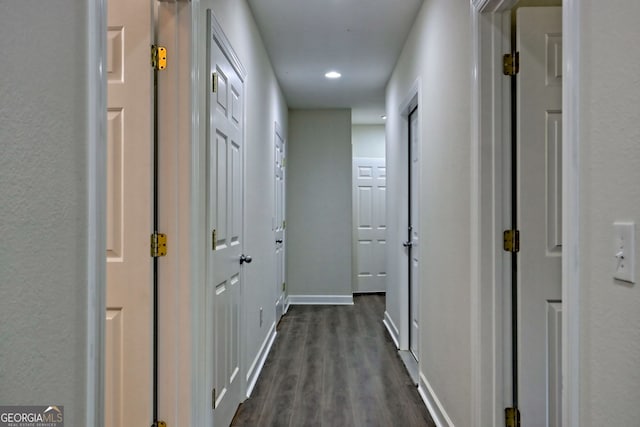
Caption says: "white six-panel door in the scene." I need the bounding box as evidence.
[206,14,245,427]
[105,0,152,425]
[517,7,562,427]
[353,158,387,293]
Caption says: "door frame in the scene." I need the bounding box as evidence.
[87,0,107,425]
[396,79,421,352]
[351,156,387,294]
[209,6,249,418]
[274,120,286,318]
[191,9,249,425]
[469,1,582,426]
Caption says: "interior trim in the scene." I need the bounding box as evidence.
[383,310,400,349]
[472,0,518,13]
[418,372,455,427]
[86,0,107,425]
[562,1,581,425]
[245,322,277,398]
[287,295,354,305]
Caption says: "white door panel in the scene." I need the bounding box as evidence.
[408,107,419,360]
[206,13,245,426]
[353,158,386,293]
[516,7,562,427]
[106,0,152,425]
[275,125,286,320]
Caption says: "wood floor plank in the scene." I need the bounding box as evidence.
[231,295,435,427]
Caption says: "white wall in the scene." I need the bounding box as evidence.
[287,109,353,298]
[352,124,386,159]
[0,1,99,425]
[577,1,640,424]
[386,0,472,425]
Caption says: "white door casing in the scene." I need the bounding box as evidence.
[408,106,420,360]
[517,7,562,426]
[353,157,387,293]
[205,12,246,427]
[105,0,153,426]
[274,123,286,319]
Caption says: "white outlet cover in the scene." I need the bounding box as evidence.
[613,222,635,283]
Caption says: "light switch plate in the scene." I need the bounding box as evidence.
[613,222,635,283]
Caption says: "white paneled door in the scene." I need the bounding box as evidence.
[206,13,245,427]
[274,124,286,320]
[353,157,387,293]
[105,0,152,426]
[517,7,562,427]
[408,106,420,361]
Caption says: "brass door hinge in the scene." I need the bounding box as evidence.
[282,282,286,292]
[151,232,167,257]
[505,407,521,427]
[151,45,167,70]
[503,52,519,76]
[212,388,216,409]
[282,220,286,230]
[503,229,520,253]
[151,421,167,427]
[212,229,217,251]
[212,72,218,93]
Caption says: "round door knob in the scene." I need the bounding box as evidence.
[240,254,252,264]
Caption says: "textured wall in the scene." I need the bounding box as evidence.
[0,1,92,425]
[352,125,386,159]
[578,1,640,424]
[386,0,472,425]
[287,110,353,296]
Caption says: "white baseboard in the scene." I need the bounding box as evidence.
[383,310,400,349]
[418,372,455,427]
[287,294,354,305]
[245,322,277,398]
[284,296,290,314]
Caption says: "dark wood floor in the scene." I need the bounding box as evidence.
[231,294,436,427]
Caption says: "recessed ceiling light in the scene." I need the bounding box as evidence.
[325,71,342,79]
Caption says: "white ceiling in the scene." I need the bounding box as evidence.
[247,0,424,124]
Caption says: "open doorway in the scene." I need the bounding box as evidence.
[470,0,576,425]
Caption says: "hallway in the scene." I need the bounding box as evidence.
[232,295,435,427]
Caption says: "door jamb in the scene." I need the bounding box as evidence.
[469,1,582,426]
[209,5,249,405]
[87,0,107,425]
[470,4,513,426]
[397,79,420,352]
[193,9,249,425]
[274,120,286,316]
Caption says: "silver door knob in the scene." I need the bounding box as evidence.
[402,241,413,248]
[240,254,252,264]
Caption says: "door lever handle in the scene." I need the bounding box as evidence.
[402,241,413,248]
[276,239,283,244]
[240,254,252,265]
